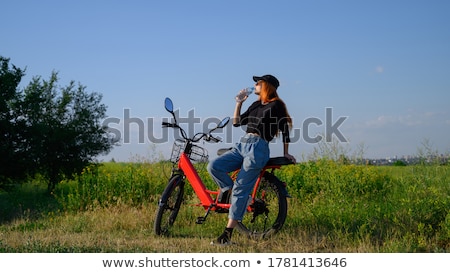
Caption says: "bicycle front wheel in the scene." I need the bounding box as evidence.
[236,174,287,239]
[154,174,185,236]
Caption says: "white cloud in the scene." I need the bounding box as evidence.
[375,66,384,73]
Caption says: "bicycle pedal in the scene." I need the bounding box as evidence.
[196,217,205,224]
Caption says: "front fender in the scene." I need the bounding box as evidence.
[158,174,185,207]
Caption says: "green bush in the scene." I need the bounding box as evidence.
[279,160,449,250]
[47,160,450,252]
[56,162,171,210]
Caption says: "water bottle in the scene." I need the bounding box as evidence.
[235,87,254,102]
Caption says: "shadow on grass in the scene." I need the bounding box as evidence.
[0,183,61,225]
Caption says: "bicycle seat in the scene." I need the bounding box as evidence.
[217,148,294,166]
[265,157,295,166]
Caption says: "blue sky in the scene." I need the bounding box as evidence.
[2,0,450,162]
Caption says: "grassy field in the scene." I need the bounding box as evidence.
[1,160,449,253]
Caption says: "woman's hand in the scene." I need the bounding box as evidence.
[284,153,297,164]
[235,89,249,103]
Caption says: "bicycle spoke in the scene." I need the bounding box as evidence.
[237,175,287,238]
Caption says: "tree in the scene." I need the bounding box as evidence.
[1,56,115,191]
[0,57,25,186]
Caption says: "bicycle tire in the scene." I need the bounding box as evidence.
[236,173,287,239]
[154,174,185,236]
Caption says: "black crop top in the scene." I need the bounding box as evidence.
[234,100,291,143]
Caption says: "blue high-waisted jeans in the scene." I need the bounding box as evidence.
[207,133,270,221]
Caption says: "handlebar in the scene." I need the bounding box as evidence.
[162,97,229,144]
[161,121,175,128]
[162,121,223,143]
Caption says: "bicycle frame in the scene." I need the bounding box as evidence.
[177,149,285,212]
[178,152,214,207]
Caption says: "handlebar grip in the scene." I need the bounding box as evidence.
[162,122,172,127]
[209,135,221,143]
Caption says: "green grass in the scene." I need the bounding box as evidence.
[1,161,449,252]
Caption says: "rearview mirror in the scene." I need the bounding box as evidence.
[164,97,173,113]
[217,117,230,129]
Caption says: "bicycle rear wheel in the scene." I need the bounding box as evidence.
[236,174,287,239]
[154,174,185,236]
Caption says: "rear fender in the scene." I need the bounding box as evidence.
[263,172,291,198]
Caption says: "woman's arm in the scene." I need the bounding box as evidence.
[283,142,296,163]
[233,101,243,126]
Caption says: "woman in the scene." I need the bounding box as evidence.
[207,74,296,245]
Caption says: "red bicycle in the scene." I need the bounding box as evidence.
[154,98,294,238]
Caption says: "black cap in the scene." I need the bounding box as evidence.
[253,74,280,88]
